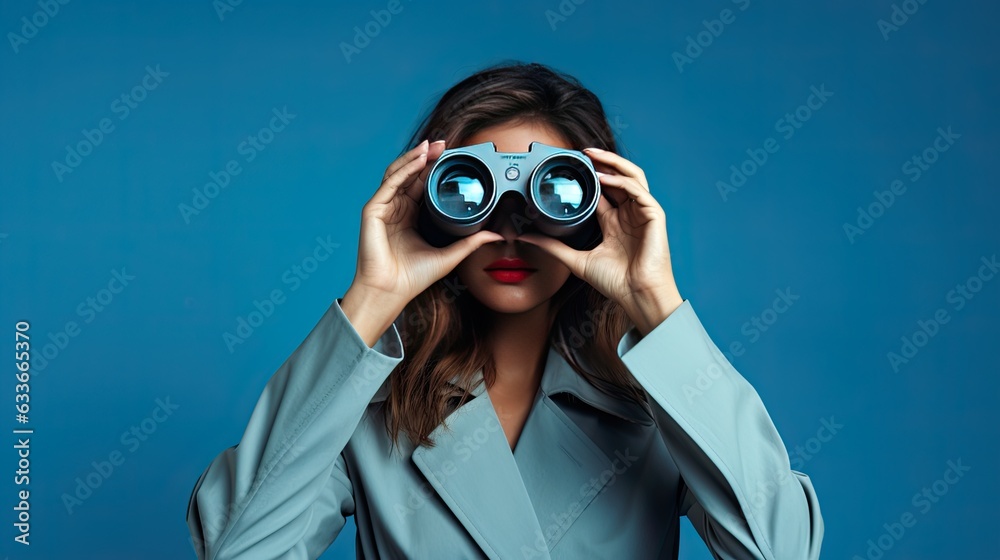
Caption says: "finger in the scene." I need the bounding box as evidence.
[383,139,429,182]
[370,151,428,207]
[403,140,447,203]
[438,229,505,270]
[595,194,617,229]
[591,161,618,176]
[597,173,629,207]
[427,139,447,159]
[584,147,646,185]
[583,148,648,190]
[598,173,658,209]
[405,174,426,207]
[517,233,586,278]
[382,139,429,183]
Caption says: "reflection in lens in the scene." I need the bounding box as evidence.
[436,164,486,218]
[536,166,585,218]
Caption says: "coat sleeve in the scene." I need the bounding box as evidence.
[615,300,824,560]
[185,298,404,560]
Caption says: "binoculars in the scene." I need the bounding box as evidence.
[417,141,603,250]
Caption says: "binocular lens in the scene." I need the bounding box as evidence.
[534,164,589,219]
[434,164,489,219]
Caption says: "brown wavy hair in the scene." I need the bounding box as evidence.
[384,60,647,448]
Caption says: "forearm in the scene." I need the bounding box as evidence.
[341,283,407,348]
[621,286,684,337]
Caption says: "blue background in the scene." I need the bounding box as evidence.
[1,0,998,558]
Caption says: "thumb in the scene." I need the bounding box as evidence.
[439,230,505,270]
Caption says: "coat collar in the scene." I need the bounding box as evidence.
[372,343,652,426]
[536,343,653,425]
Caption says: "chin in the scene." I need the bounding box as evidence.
[458,270,569,315]
[468,287,549,314]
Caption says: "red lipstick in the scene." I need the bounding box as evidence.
[484,258,536,283]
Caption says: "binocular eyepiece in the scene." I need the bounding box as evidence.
[417,141,603,250]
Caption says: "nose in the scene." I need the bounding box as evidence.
[484,193,534,242]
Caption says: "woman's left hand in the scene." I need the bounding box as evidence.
[518,147,684,337]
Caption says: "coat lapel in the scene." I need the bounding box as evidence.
[510,391,612,553]
[511,345,654,552]
[411,384,551,559]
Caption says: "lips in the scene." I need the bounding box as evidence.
[484,258,536,284]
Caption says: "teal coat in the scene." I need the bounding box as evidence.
[186,298,824,559]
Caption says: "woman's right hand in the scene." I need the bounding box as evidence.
[340,139,504,346]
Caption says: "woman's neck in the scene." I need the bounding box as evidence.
[485,301,556,398]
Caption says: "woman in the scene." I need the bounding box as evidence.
[186,61,824,559]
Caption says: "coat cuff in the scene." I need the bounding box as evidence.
[333,297,403,361]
